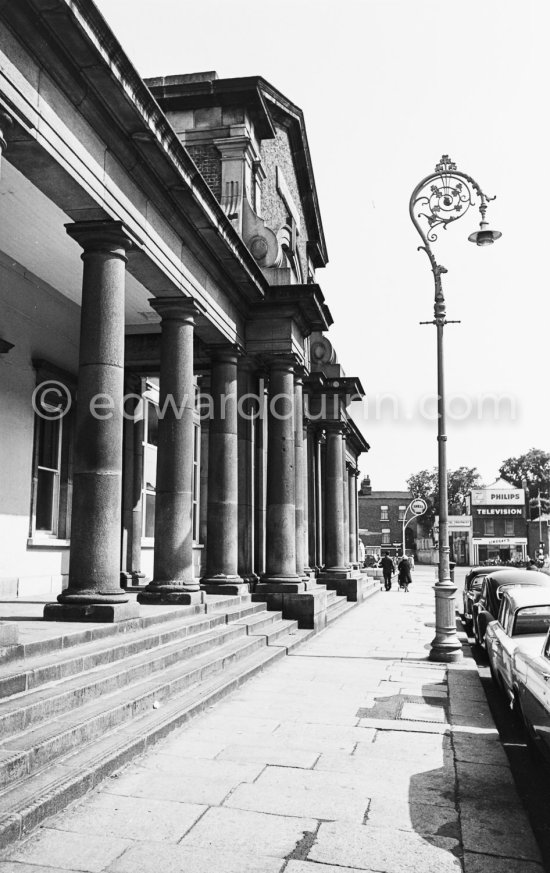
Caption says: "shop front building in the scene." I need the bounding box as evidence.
[467,479,528,565]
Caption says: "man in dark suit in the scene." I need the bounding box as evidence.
[380,552,395,591]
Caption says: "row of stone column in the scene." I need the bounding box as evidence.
[43,218,360,621]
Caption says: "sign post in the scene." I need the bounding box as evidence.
[402,498,428,559]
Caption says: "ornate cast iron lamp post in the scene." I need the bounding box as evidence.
[409,155,501,662]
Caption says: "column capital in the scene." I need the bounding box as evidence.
[149,296,201,324]
[265,353,301,374]
[209,343,244,365]
[323,420,348,436]
[66,220,139,261]
[0,109,13,152]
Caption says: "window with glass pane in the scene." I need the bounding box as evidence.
[514,606,550,636]
[192,422,200,542]
[484,520,495,536]
[380,506,388,521]
[381,529,390,545]
[147,401,159,447]
[36,417,61,532]
[504,520,514,536]
[142,399,157,538]
[398,506,405,521]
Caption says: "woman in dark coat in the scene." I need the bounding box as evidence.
[398,557,412,592]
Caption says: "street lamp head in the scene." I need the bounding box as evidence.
[468,199,501,246]
[468,220,502,247]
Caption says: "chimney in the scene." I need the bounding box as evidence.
[361,475,372,496]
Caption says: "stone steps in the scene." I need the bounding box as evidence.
[0,602,208,666]
[0,583,375,851]
[326,595,356,623]
[0,594,317,851]
[0,643,285,849]
[0,620,248,739]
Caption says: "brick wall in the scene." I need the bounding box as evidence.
[186,145,222,200]
[358,493,416,555]
[260,125,308,277]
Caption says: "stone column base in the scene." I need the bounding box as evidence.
[201,577,251,596]
[120,571,148,588]
[0,621,18,645]
[321,566,361,578]
[137,588,204,606]
[256,579,306,594]
[43,601,140,623]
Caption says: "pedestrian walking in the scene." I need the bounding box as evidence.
[397,556,412,592]
[380,552,395,591]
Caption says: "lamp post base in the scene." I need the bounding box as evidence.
[428,644,463,663]
[428,581,463,663]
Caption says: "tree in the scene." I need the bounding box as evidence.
[406,466,483,530]
[448,467,483,514]
[406,469,437,530]
[499,449,550,517]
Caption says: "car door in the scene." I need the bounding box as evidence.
[500,605,518,699]
[519,635,550,756]
[466,577,484,620]
[490,600,511,684]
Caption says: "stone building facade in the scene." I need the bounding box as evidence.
[0,1,369,629]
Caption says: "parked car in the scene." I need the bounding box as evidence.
[513,626,550,762]
[462,566,515,633]
[472,569,550,649]
[485,587,550,711]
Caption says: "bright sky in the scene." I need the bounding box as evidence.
[95,0,549,490]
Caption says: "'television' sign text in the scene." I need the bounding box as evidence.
[474,507,524,516]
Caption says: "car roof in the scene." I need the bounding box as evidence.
[468,566,522,582]
[500,586,550,611]
[486,569,550,587]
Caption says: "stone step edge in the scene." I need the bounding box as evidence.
[0,611,237,701]
[0,594,254,666]
[252,618,300,644]
[272,627,317,653]
[0,599,277,700]
[0,622,252,737]
[0,644,285,851]
[0,603,206,666]
[326,598,356,622]
[0,634,267,787]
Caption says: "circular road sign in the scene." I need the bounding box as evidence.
[410,498,428,516]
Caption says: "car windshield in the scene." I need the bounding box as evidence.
[513,606,550,636]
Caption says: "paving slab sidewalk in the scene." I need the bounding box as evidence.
[0,569,544,873]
